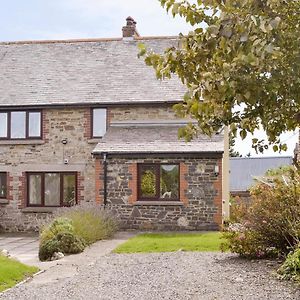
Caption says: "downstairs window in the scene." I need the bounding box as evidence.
[27,172,77,207]
[0,173,7,198]
[138,164,179,201]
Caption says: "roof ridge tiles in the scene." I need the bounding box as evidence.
[0,35,178,46]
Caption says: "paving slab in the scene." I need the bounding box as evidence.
[0,233,39,265]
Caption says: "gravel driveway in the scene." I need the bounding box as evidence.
[1,251,299,300]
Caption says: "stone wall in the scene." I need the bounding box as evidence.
[0,103,223,232]
[109,105,178,121]
[0,107,96,231]
[96,156,223,231]
[0,104,179,232]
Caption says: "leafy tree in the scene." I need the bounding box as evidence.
[139,0,300,153]
[229,130,242,157]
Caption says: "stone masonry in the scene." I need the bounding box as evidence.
[96,156,223,231]
[0,107,97,231]
[110,105,179,121]
[0,104,184,231]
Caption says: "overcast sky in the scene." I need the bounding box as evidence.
[1,0,298,157]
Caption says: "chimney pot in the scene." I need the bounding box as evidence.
[122,16,140,38]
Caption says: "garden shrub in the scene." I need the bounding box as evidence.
[229,196,250,224]
[39,204,118,261]
[57,204,118,245]
[39,238,62,261]
[55,232,85,253]
[40,217,74,245]
[277,246,300,282]
[39,232,85,261]
[222,167,300,258]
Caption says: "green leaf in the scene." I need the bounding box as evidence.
[172,3,180,17]
[240,130,247,140]
[137,43,147,57]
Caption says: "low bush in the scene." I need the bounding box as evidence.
[229,197,250,224]
[39,232,85,261]
[39,204,118,261]
[40,217,74,245]
[39,238,61,261]
[222,167,300,258]
[277,246,300,282]
[58,205,118,245]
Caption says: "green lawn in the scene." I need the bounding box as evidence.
[114,232,223,254]
[0,255,39,292]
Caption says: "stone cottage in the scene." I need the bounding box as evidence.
[0,17,229,231]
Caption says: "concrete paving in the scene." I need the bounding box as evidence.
[0,233,39,265]
[0,231,136,272]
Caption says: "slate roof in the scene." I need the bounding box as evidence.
[0,37,186,108]
[92,125,224,154]
[230,156,293,191]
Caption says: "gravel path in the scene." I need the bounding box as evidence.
[1,252,299,300]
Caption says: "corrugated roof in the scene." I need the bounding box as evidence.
[0,37,186,107]
[92,125,224,154]
[230,156,293,191]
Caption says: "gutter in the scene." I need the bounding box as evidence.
[92,151,224,157]
[0,101,180,111]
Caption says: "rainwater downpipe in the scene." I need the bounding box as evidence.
[103,152,108,208]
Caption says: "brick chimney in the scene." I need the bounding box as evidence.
[122,16,140,38]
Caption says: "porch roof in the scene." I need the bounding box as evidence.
[92,125,224,155]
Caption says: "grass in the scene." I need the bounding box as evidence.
[114,232,223,254]
[0,255,39,292]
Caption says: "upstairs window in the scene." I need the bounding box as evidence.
[138,164,179,201]
[0,173,7,198]
[92,108,107,138]
[0,114,8,138]
[0,111,42,140]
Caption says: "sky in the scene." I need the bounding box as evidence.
[0,0,298,157]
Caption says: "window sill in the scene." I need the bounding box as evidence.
[0,140,45,145]
[21,207,57,213]
[87,138,103,144]
[134,201,184,206]
[0,199,9,205]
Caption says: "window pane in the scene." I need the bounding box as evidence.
[63,175,76,206]
[93,109,107,137]
[0,113,8,138]
[160,165,179,199]
[11,111,26,138]
[0,173,7,198]
[45,173,60,206]
[140,166,157,198]
[29,175,42,205]
[28,112,41,137]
